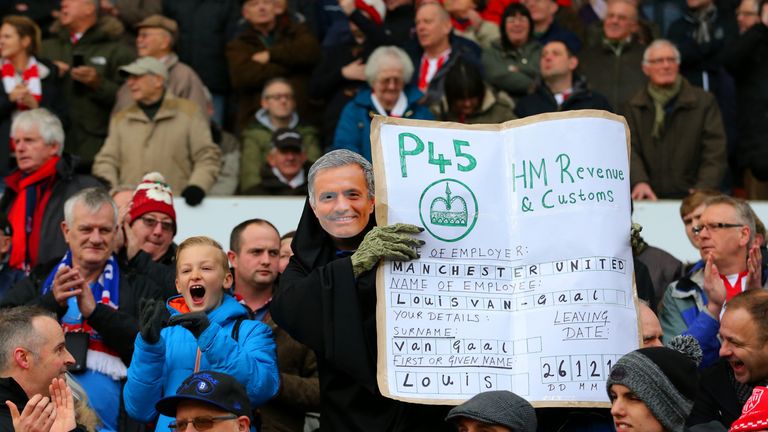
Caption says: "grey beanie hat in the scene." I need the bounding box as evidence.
[445,390,537,432]
[606,336,701,432]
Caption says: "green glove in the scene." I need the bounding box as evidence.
[631,222,644,254]
[351,223,425,277]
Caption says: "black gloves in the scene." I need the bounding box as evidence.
[139,298,169,344]
[168,312,211,339]
[181,185,205,206]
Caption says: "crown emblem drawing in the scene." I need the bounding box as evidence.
[430,183,468,227]
[419,178,478,242]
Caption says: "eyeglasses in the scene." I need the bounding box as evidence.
[140,216,174,232]
[646,56,678,65]
[168,415,238,431]
[736,10,758,17]
[692,222,744,235]
[263,93,293,101]
[505,15,529,23]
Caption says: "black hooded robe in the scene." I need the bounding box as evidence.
[272,200,452,432]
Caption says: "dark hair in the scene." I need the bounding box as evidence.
[499,3,534,51]
[2,15,42,56]
[727,290,768,343]
[229,218,279,253]
[546,39,576,57]
[443,59,485,113]
[280,230,296,241]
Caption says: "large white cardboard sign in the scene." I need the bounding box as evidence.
[371,111,639,407]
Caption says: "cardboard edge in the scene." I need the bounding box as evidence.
[370,110,634,406]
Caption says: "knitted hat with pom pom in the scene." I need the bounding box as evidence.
[606,335,702,432]
[129,172,176,230]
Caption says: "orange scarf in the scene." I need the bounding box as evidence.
[5,155,60,272]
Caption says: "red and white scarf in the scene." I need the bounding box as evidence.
[418,49,451,93]
[2,56,42,110]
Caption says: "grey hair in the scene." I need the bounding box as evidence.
[0,306,56,372]
[63,187,118,228]
[308,150,374,207]
[642,39,681,65]
[364,46,415,87]
[702,195,757,245]
[11,108,65,154]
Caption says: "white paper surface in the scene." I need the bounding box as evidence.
[373,112,639,406]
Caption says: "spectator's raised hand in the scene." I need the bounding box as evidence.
[341,59,366,81]
[251,51,270,64]
[139,298,169,344]
[339,0,355,16]
[75,273,97,318]
[631,182,658,201]
[6,394,56,432]
[51,265,85,306]
[703,255,726,318]
[168,312,210,339]
[70,66,101,90]
[746,245,763,291]
[49,378,76,432]
[181,185,205,206]
[351,223,424,277]
[52,61,70,77]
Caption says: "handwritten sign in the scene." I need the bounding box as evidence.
[371,111,639,407]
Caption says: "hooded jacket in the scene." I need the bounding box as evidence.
[272,200,452,432]
[123,294,280,432]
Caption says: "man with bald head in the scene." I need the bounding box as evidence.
[639,302,663,347]
[406,2,482,106]
[579,0,647,110]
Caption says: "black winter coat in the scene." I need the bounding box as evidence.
[272,200,452,432]
[405,33,483,107]
[515,75,613,117]
[722,23,768,177]
[687,360,742,429]
[162,0,240,93]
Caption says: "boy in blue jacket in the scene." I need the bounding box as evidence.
[123,236,279,431]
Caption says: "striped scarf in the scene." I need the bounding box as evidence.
[41,251,128,380]
[1,56,42,110]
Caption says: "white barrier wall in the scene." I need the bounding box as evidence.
[175,197,768,263]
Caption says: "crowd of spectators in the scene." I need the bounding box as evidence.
[0,0,764,200]
[0,0,766,431]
